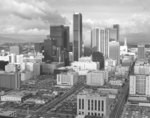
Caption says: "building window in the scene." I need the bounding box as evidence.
[98,100,100,111]
[91,113,93,116]
[82,99,84,109]
[91,100,93,110]
[95,113,97,116]
[82,112,84,115]
[79,99,81,109]
[102,100,104,111]
[88,112,90,115]
[102,113,104,117]
[98,113,100,116]
[95,100,97,110]
[88,99,90,110]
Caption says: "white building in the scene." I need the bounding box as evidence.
[109,41,120,65]
[129,75,150,96]
[91,28,110,58]
[71,61,99,71]
[1,91,31,103]
[57,71,78,87]
[86,70,108,86]
[109,79,123,86]
[146,76,150,96]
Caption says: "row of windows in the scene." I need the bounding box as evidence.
[88,99,104,111]
[79,99,84,109]
[88,112,104,117]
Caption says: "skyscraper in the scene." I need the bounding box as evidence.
[113,24,119,42]
[50,25,70,64]
[73,13,82,61]
[138,44,145,60]
[43,39,53,62]
[91,28,109,58]
[109,41,120,64]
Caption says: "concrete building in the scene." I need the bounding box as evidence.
[86,70,108,86]
[0,72,21,89]
[134,61,150,75]
[109,41,120,64]
[73,13,83,61]
[57,71,78,87]
[113,24,119,42]
[77,89,114,118]
[91,28,109,58]
[137,44,145,60]
[71,61,99,71]
[129,75,150,96]
[1,91,31,103]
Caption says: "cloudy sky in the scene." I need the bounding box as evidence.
[0,0,150,45]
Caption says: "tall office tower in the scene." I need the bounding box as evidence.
[92,52,104,69]
[91,28,99,52]
[138,44,145,60]
[50,25,70,64]
[109,41,120,64]
[113,24,119,42]
[43,39,53,62]
[9,46,20,55]
[73,13,82,61]
[109,28,117,41]
[91,28,109,58]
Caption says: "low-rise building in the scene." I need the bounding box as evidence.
[57,71,78,87]
[86,70,108,86]
[0,109,16,118]
[1,91,32,103]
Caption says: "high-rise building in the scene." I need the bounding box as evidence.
[109,41,120,64]
[73,13,82,61]
[113,24,119,42]
[91,28,109,58]
[43,39,53,62]
[138,44,145,60]
[50,25,70,65]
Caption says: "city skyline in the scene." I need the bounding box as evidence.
[0,0,150,45]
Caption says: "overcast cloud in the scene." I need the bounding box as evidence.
[0,0,150,44]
